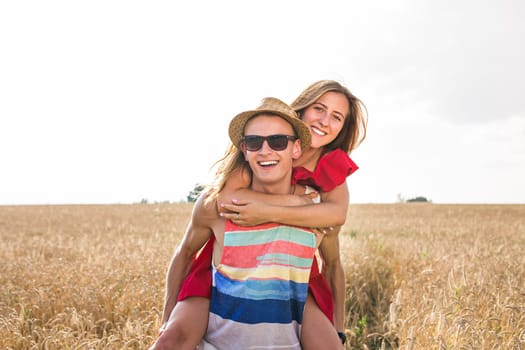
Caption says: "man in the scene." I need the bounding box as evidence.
[154,97,326,349]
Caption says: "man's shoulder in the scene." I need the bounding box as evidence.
[192,191,221,223]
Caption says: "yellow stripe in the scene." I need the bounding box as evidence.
[219,264,311,283]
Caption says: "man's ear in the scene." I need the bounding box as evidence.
[240,142,249,159]
[292,140,302,160]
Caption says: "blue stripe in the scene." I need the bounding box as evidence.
[225,226,315,247]
[215,270,309,301]
[257,253,313,268]
[210,287,305,324]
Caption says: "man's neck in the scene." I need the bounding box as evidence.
[251,181,292,195]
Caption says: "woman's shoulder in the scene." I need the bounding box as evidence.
[292,149,358,192]
[317,149,359,182]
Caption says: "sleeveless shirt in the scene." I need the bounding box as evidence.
[204,220,317,350]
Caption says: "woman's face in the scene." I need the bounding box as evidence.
[300,91,349,149]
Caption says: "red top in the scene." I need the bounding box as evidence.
[292,149,358,192]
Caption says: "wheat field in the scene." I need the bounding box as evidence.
[1,203,524,349]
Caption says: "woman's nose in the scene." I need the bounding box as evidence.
[318,113,328,126]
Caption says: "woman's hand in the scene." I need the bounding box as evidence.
[294,184,320,204]
[220,199,270,226]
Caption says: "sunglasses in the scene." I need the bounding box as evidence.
[241,134,297,151]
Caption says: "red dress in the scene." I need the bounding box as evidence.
[177,149,358,322]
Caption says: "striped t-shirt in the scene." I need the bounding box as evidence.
[205,220,317,350]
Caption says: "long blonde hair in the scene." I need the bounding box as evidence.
[291,80,367,154]
[204,143,250,206]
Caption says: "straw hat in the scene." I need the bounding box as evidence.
[228,97,311,151]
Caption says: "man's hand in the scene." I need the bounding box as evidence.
[157,322,167,337]
[311,226,334,236]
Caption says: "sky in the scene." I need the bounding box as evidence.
[1,0,524,205]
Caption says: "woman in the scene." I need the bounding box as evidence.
[153,80,367,350]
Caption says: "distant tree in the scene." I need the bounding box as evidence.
[187,183,205,202]
[406,196,430,203]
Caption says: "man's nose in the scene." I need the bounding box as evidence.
[259,140,273,153]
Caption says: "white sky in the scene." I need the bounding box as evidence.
[1,0,524,205]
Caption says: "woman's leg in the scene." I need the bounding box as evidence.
[301,293,344,350]
[150,296,210,350]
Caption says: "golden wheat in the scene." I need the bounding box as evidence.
[1,204,523,349]
[341,204,525,349]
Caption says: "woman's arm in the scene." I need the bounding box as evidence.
[217,166,315,212]
[221,181,349,229]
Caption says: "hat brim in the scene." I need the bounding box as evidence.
[229,110,311,152]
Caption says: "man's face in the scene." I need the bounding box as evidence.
[242,114,302,193]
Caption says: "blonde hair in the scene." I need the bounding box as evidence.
[204,143,250,205]
[291,80,367,154]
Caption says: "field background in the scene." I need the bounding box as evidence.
[1,203,524,349]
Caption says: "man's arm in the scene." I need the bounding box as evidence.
[161,193,216,325]
[319,232,346,333]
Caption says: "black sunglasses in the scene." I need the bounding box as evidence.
[241,134,297,151]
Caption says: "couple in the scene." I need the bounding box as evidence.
[151,80,367,349]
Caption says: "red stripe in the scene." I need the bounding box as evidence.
[221,240,315,268]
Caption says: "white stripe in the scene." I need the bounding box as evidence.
[205,313,302,350]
